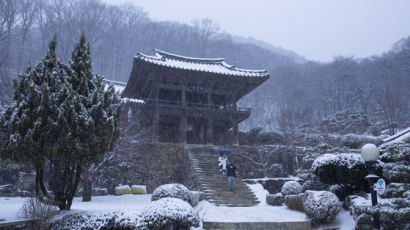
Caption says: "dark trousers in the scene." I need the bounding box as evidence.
[228,176,235,191]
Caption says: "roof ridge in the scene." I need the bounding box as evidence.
[153,49,225,64]
[134,49,269,77]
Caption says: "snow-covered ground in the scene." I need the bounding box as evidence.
[0,183,356,229]
[0,195,152,221]
[0,197,27,221]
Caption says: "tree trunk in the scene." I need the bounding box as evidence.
[66,163,82,210]
[82,166,92,202]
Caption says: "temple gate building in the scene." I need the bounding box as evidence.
[120,49,269,145]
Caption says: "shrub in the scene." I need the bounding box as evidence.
[51,211,143,230]
[341,134,362,149]
[131,185,147,194]
[381,183,410,198]
[320,109,369,134]
[266,193,284,206]
[380,143,410,183]
[301,175,328,191]
[19,197,57,229]
[329,184,355,200]
[257,131,284,145]
[115,185,132,196]
[362,198,410,230]
[50,212,113,230]
[304,134,324,147]
[151,183,192,204]
[281,181,303,195]
[312,153,382,197]
[303,191,341,225]
[137,198,199,230]
[284,194,305,212]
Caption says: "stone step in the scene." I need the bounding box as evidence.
[203,193,257,199]
[188,146,258,207]
[203,221,311,230]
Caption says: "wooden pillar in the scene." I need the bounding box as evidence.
[181,85,186,105]
[206,118,214,145]
[179,114,187,143]
[180,85,187,143]
[199,121,205,144]
[233,118,239,146]
[153,87,160,141]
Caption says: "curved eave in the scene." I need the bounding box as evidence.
[136,51,269,78]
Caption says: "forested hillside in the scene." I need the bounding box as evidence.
[1,0,409,132]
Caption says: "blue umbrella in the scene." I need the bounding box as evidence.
[218,148,232,154]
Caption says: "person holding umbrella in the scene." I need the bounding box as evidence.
[218,151,227,175]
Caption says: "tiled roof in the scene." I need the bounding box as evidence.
[103,79,126,94]
[135,49,269,77]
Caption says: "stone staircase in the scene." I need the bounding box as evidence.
[186,145,259,207]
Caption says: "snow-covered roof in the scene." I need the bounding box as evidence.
[121,97,145,104]
[103,79,126,94]
[382,127,410,146]
[136,49,269,77]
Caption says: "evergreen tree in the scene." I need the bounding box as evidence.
[0,35,122,210]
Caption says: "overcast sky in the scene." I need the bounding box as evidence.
[104,0,410,62]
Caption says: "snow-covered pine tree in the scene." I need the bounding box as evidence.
[0,37,68,200]
[0,35,122,210]
[49,34,122,209]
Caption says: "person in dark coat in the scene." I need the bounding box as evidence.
[226,162,237,192]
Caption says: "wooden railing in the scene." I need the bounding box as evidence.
[140,99,251,114]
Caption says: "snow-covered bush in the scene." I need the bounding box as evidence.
[131,185,147,194]
[115,185,132,196]
[320,109,369,134]
[266,193,284,206]
[299,173,328,191]
[267,164,284,177]
[239,128,285,145]
[151,183,192,204]
[303,190,341,225]
[51,211,142,230]
[379,143,410,183]
[284,194,306,211]
[329,184,355,201]
[381,183,410,198]
[137,198,199,230]
[258,130,285,145]
[304,134,324,147]
[50,212,113,230]
[312,153,382,199]
[281,181,303,195]
[357,198,410,230]
[341,134,362,149]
